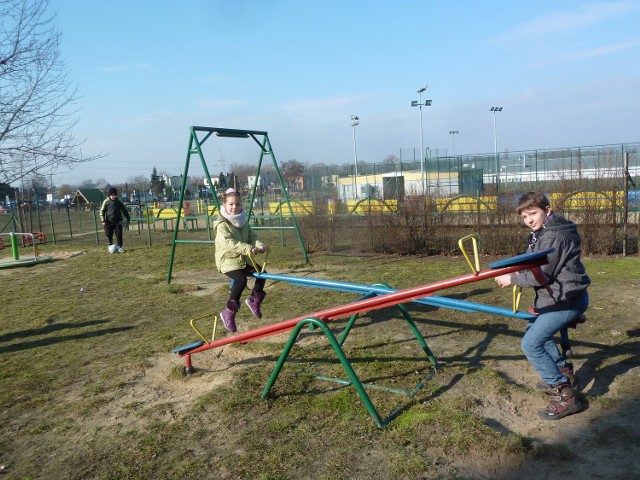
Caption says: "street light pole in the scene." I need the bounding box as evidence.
[490,106,503,192]
[351,115,359,199]
[449,130,459,156]
[412,84,431,195]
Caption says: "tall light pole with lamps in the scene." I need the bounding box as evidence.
[490,106,502,190]
[449,130,459,156]
[411,84,431,194]
[350,115,359,199]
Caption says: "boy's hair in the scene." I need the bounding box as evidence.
[516,192,550,214]
[222,188,241,203]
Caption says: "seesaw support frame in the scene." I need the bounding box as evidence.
[261,303,438,428]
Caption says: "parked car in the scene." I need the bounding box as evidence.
[0,205,8,213]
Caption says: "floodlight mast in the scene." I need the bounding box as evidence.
[411,84,431,195]
[490,107,503,190]
[351,115,359,199]
[449,130,459,155]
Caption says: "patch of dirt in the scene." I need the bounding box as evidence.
[47,250,85,260]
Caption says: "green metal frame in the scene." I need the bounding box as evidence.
[261,290,438,428]
[167,126,309,283]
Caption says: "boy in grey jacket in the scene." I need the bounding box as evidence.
[495,192,590,420]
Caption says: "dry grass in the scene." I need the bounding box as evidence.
[0,244,639,479]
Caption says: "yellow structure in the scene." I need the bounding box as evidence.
[268,200,313,216]
[346,198,398,214]
[550,191,624,210]
[436,196,497,213]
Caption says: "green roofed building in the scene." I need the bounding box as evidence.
[71,189,106,207]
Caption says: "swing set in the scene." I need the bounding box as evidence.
[166,126,309,284]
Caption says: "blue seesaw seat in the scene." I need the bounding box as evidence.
[487,248,554,269]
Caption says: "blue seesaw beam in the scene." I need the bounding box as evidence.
[253,272,536,321]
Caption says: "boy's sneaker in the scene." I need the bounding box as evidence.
[537,363,576,391]
[539,382,582,420]
[118,247,126,253]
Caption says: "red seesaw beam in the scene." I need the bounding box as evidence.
[178,259,546,358]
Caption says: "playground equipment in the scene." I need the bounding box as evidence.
[166,127,309,285]
[0,232,52,269]
[173,241,556,427]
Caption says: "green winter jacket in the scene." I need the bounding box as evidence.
[213,211,264,274]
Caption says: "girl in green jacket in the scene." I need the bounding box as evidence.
[214,188,267,332]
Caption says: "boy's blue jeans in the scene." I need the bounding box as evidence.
[521,294,588,386]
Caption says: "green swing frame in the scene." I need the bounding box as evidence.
[167,126,309,283]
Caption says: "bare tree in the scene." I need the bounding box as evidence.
[280,159,305,180]
[0,0,102,185]
[126,175,149,195]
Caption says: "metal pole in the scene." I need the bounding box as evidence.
[449,130,459,156]
[491,107,502,193]
[419,92,424,195]
[351,115,359,199]
[493,112,497,157]
[623,151,629,256]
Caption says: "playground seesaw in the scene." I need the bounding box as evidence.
[172,246,554,427]
[251,273,537,320]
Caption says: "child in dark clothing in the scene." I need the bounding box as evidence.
[100,187,131,253]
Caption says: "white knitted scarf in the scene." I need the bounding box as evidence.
[220,206,246,228]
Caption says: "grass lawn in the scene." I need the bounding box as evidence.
[1,243,639,479]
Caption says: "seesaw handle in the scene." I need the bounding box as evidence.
[248,251,269,273]
[458,234,480,274]
[190,314,217,343]
[512,285,522,313]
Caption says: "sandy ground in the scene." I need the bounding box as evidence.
[79,268,640,479]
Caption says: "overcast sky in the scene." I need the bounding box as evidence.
[50,0,640,185]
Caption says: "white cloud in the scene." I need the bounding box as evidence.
[563,39,640,60]
[506,2,639,39]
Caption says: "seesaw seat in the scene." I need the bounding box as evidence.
[488,248,554,269]
[171,341,205,354]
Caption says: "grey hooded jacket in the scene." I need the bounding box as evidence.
[511,213,590,309]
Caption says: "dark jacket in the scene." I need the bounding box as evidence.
[100,198,130,223]
[511,213,590,309]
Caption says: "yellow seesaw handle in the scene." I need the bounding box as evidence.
[457,234,481,274]
[512,285,522,314]
[190,314,218,344]
[248,250,269,273]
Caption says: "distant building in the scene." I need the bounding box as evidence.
[70,189,106,207]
